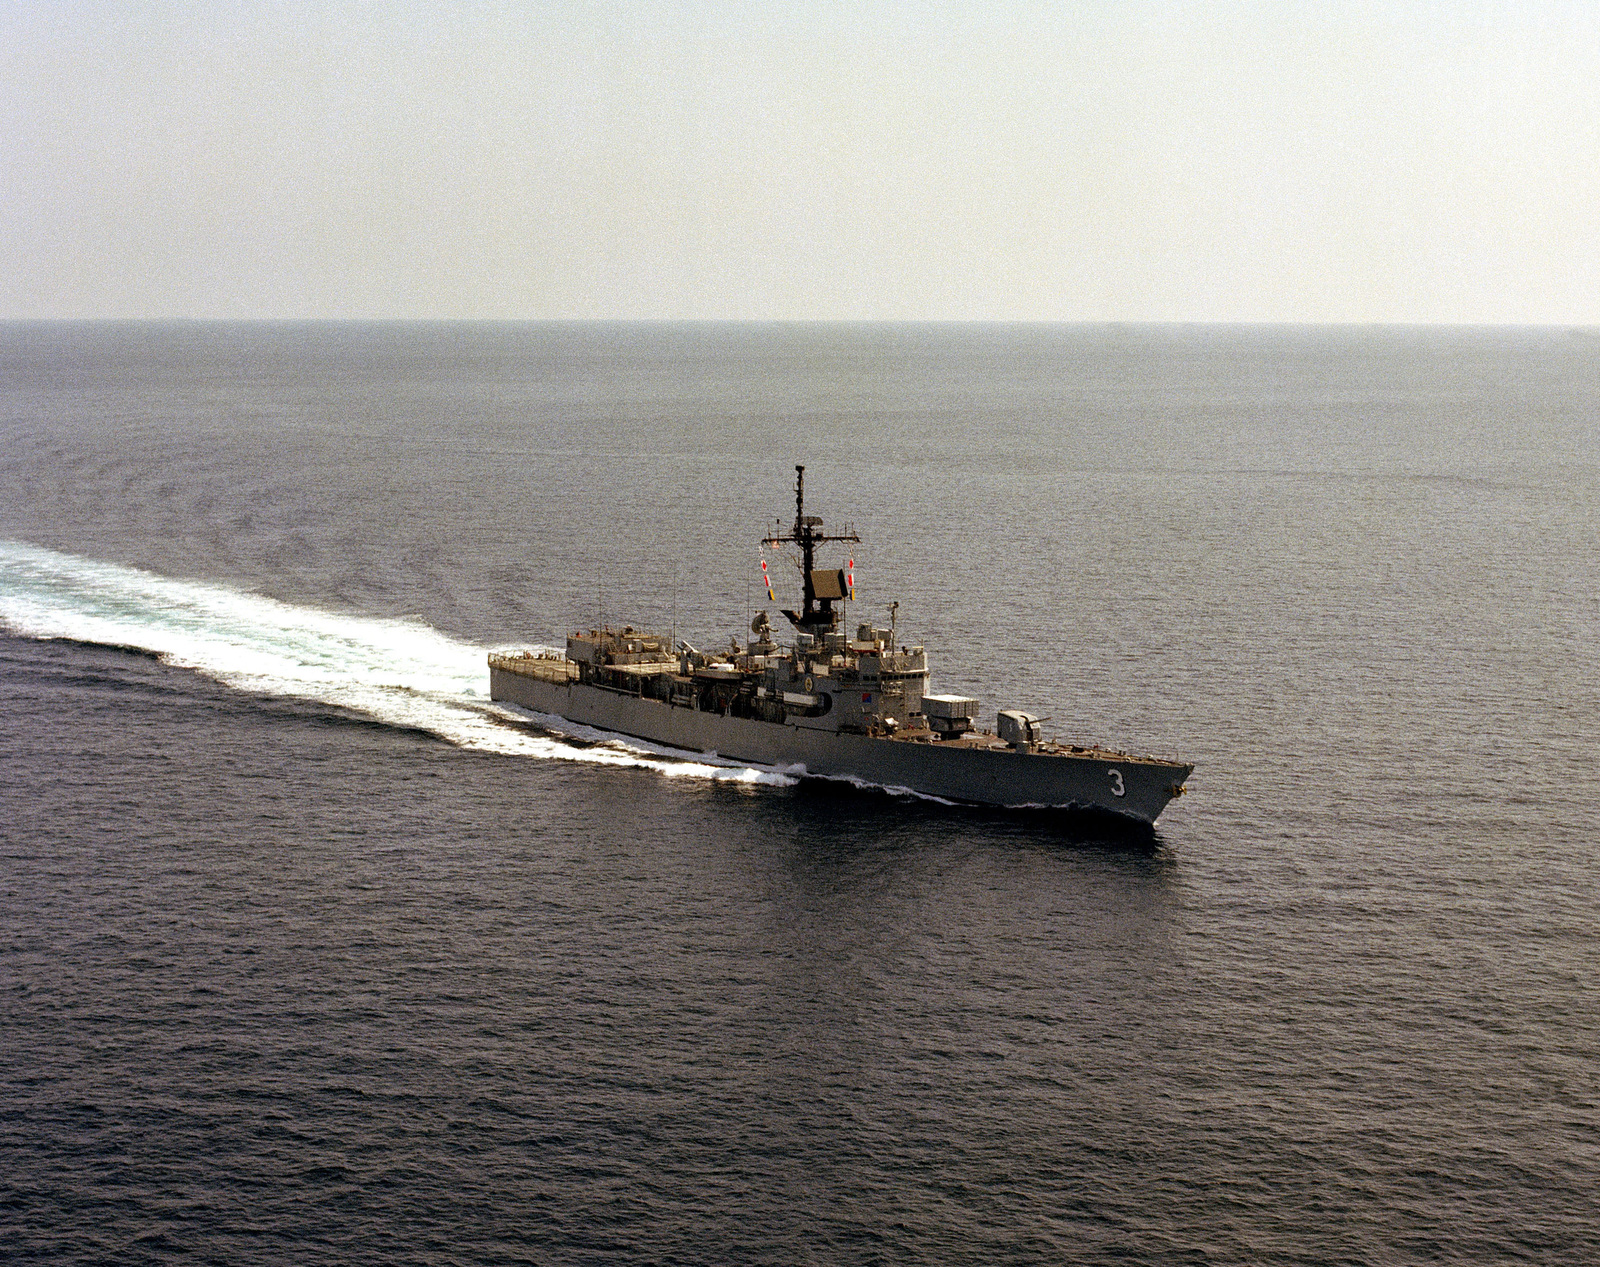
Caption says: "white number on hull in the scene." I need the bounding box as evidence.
[1107,768,1125,797]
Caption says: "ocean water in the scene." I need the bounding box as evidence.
[1,321,1596,1264]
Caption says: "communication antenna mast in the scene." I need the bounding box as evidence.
[761,465,861,635]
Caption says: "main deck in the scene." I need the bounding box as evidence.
[488,653,1191,824]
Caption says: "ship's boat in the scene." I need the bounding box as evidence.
[490,467,1193,825]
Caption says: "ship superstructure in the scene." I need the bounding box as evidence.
[489,467,1192,825]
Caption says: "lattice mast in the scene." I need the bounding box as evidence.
[762,464,860,635]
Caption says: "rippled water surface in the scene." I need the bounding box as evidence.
[2,322,1597,1263]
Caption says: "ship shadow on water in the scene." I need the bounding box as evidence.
[490,706,1173,855]
[751,772,1169,856]
[707,772,1183,940]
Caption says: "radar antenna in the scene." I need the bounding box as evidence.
[761,464,861,635]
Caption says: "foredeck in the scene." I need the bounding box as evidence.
[888,728,1185,767]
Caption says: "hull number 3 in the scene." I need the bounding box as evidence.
[1107,768,1126,797]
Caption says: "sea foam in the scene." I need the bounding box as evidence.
[0,540,795,787]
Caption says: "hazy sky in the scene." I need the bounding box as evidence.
[4,1,1598,321]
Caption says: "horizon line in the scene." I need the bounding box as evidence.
[3,317,1598,330]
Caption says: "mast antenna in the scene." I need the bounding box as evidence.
[762,465,861,636]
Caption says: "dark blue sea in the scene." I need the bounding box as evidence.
[2,321,1596,1264]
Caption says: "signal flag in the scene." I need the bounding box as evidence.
[846,558,855,601]
[760,554,775,602]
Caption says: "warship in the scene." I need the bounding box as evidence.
[490,467,1193,825]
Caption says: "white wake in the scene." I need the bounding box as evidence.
[0,540,794,787]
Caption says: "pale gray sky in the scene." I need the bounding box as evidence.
[4,1,1598,321]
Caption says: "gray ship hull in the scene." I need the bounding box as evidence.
[490,667,1190,825]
